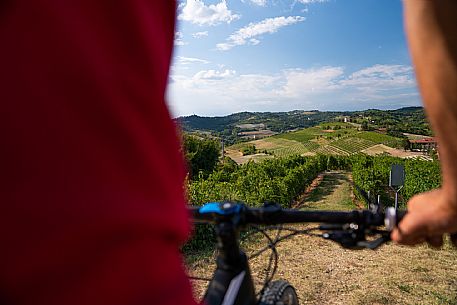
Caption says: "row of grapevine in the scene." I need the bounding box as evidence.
[331,137,375,153]
[351,154,441,205]
[355,132,403,148]
[185,154,441,252]
[268,143,309,158]
[302,141,320,151]
[315,145,350,156]
[188,155,337,207]
[185,155,349,251]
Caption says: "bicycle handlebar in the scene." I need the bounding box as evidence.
[189,202,406,250]
[189,202,405,228]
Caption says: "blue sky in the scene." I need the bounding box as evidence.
[167,0,420,117]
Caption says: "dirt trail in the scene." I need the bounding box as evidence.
[187,172,457,304]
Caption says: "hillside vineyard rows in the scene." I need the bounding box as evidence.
[228,123,410,160]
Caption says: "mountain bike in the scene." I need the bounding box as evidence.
[188,202,405,305]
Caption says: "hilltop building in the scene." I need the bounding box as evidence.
[409,137,437,152]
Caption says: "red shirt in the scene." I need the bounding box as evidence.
[0,1,197,304]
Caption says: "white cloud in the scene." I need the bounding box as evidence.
[177,56,210,65]
[178,0,240,26]
[167,64,419,116]
[193,69,236,80]
[278,67,345,97]
[298,0,328,3]
[192,31,209,38]
[216,16,305,50]
[342,65,415,89]
[174,31,187,46]
[246,0,267,6]
[349,64,413,79]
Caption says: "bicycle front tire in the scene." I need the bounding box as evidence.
[259,280,299,305]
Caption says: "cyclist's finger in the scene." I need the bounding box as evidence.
[391,227,424,245]
[426,235,443,248]
[396,235,426,246]
[391,215,428,244]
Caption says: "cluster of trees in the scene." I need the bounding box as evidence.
[352,107,432,136]
[241,144,257,156]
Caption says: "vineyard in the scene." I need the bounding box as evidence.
[331,137,375,154]
[355,131,404,148]
[351,154,441,204]
[277,123,357,143]
[226,123,411,160]
[315,145,350,155]
[186,154,441,252]
[268,143,309,158]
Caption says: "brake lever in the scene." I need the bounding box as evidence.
[322,231,364,250]
[322,228,391,250]
[356,234,391,250]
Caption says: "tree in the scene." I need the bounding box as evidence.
[183,134,220,179]
[402,138,411,151]
[241,145,257,156]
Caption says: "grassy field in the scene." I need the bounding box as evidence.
[187,172,457,304]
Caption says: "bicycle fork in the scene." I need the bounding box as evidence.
[203,221,257,305]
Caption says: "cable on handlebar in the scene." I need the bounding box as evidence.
[249,226,279,298]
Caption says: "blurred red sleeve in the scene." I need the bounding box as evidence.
[0,1,198,304]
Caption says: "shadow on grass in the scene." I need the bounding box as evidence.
[305,172,350,204]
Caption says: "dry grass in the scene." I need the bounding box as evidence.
[224,149,274,164]
[186,172,457,304]
[362,144,432,160]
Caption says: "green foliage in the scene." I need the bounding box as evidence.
[188,155,328,207]
[356,107,432,136]
[355,132,403,148]
[186,153,441,252]
[278,129,316,143]
[277,124,356,145]
[331,137,375,154]
[186,155,329,251]
[241,144,257,156]
[269,143,310,157]
[351,155,441,206]
[403,159,441,199]
[183,134,220,179]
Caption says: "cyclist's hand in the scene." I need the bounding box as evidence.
[391,189,457,248]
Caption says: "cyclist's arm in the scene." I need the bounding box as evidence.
[392,0,457,246]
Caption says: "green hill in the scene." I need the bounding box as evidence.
[176,107,431,145]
